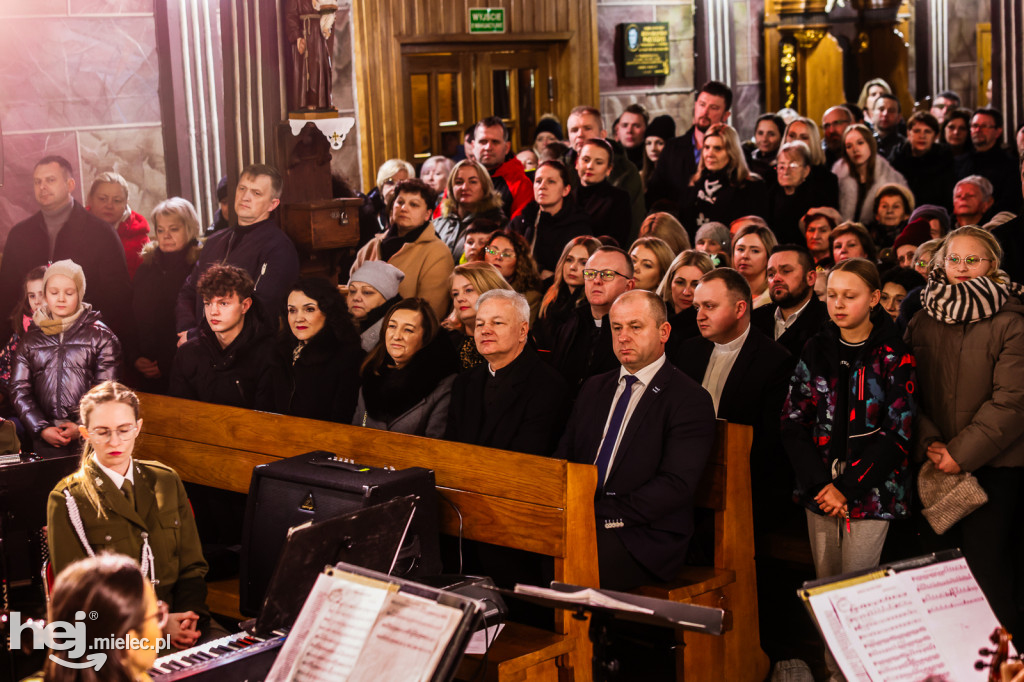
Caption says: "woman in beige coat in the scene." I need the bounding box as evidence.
[351,179,454,319]
[906,225,1024,633]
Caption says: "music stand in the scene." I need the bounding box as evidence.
[251,494,417,637]
[505,582,726,681]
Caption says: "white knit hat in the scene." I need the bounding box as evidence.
[44,259,86,300]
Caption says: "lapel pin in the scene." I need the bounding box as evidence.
[652,386,661,394]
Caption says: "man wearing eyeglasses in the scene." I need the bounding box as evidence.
[963,108,1018,215]
[547,247,635,393]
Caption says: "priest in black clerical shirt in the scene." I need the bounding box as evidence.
[446,289,569,456]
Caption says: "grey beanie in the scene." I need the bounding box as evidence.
[694,222,730,251]
[349,261,405,300]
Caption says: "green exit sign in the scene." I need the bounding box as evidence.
[469,8,505,34]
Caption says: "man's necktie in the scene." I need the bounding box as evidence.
[594,375,638,488]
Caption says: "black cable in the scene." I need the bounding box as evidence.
[438,493,464,573]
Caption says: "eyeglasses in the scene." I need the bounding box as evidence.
[88,424,138,443]
[915,259,929,269]
[778,162,806,171]
[945,254,992,267]
[970,123,995,130]
[147,600,170,629]
[582,269,631,282]
[484,247,516,259]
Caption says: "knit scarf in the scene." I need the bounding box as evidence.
[922,268,1024,324]
[33,302,89,336]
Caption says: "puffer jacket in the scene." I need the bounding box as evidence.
[906,295,1024,471]
[782,309,916,520]
[10,307,121,434]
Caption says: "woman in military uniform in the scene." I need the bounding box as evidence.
[47,381,210,650]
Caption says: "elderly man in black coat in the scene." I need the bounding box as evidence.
[0,156,132,346]
[446,290,568,456]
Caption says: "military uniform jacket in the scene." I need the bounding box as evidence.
[47,458,209,615]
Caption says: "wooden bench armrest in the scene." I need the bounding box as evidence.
[633,566,736,601]
[206,578,244,622]
[457,622,574,681]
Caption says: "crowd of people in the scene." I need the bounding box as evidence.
[4,75,1024,679]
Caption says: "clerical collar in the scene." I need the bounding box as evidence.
[713,324,749,352]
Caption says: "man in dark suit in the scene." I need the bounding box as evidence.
[671,268,795,666]
[447,290,569,456]
[549,246,634,394]
[0,155,132,346]
[751,244,828,362]
[557,289,716,590]
[670,268,791,523]
[645,80,732,211]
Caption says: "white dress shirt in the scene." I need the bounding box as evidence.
[773,296,812,341]
[701,325,750,414]
[94,454,135,490]
[595,354,667,485]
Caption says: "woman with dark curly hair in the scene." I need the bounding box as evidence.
[483,232,543,323]
[269,278,364,423]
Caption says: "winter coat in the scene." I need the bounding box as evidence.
[10,307,121,434]
[577,180,632,247]
[353,332,458,438]
[491,157,534,220]
[905,295,1024,471]
[116,210,151,280]
[833,155,909,225]
[507,200,594,273]
[567,139,646,241]
[432,205,506,259]
[168,312,275,409]
[781,310,916,520]
[130,242,201,394]
[269,329,364,423]
[350,223,454,320]
[889,141,956,212]
[0,201,133,348]
[681,169,769,240]
[175,215,300,338]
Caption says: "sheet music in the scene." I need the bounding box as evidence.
[899,558,1007,681]
[347,591,463,682]
[807,557,1002,682]
[266,572,391,682]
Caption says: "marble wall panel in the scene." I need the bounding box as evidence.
[79,127,166,227]
[0,0,65,17]
[948,65,977,113]
[0,17,160,132]
[600,91,694,138]
[330,3,361,189]
[732,2,752,84]
[731,83,761,139]
[655,4,696,92]
[0,132,81,244]
[71,0,154,14]
[597,5,657,95]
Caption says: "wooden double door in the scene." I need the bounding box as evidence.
[402,44,558,164]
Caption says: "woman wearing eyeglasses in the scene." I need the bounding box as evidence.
[906,226,1024,634]
[47,381,211,651]
[768,141,822,244]
[483,232,543,323]
[28,554,169,681]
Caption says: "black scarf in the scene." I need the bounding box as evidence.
[360,333,458,420]
[922,268,1024,324]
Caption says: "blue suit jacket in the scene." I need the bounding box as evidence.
[556,358,716,581]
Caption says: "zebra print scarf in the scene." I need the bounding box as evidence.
[922,268,1024,324]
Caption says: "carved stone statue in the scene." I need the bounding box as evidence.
[284,0,337,112]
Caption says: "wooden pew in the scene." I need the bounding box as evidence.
[136,393,599,682]
[634,420,771,682]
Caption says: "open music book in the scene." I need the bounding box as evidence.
[801,553,1010,681]
[267,567,466,682]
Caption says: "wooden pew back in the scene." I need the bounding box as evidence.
[137,393,599,680]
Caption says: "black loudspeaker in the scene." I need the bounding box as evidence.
[238,450,441,616]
